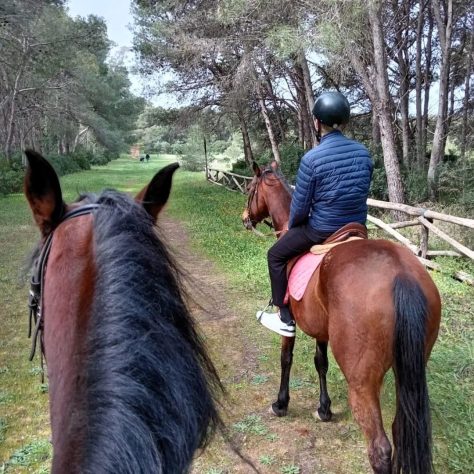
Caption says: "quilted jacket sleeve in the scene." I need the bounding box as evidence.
[288,151,316,229]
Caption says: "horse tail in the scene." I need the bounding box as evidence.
[392,274,433,474]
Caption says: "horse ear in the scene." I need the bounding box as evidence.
[252,161,261,177]
[136,162,180,219]
[270,160,279,171]
[24,149,65,237]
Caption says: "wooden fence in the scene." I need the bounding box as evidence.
[207,168,474,284]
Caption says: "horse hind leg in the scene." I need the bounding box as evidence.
[313,341,332,421]
[347,378,392,474]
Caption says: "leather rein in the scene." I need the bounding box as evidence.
[28,204,99,380]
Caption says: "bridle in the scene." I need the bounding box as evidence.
[28,203,99,380]
[244,169,287,237]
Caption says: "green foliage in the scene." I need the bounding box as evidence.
[259,454,276,466]
[0,418,7,444]
[250,374,269,385]
[279,142,305,183]
[0,2,143,161]
[231,159,252,176]
[233,415,268,436]
[438,160,474,209]
[5,439,51,468]
[46,154,80,176]
[281,465,300,474]
[0,166,23,196]
[176,125,207,171]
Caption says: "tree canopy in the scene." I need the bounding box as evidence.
[132,0,473,205]
[0,0,144,162]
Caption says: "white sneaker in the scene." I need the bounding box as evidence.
[256,310,296,337]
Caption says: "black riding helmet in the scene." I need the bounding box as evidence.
[312,91,350,127]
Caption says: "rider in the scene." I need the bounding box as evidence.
[257,91,373,337]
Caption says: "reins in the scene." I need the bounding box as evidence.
[28,203,100,380]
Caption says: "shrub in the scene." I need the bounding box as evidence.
[0,153,24,195]
[0,166,23,195]
[71,150,92,170]
[278,142,305,183]
[47,154,81,176]
[231,159,252,176]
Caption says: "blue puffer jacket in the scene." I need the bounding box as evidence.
[289,130,373,232]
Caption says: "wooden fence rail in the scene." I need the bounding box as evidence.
[207,168,473,283]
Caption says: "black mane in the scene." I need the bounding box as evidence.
[77,190,221,473]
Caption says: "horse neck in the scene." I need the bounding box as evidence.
[43,219,96,473]
[73,193,219,473]
[265,182,291,233]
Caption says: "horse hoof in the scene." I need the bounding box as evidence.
[269,403,287,417]
[313,408,332,422]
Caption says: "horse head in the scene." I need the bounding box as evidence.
[242,161,292,235]
[24,150,220,473]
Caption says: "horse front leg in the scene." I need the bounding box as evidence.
[271,335,295,417]
[314,340,332,421]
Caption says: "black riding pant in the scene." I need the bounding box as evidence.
[268,224,332,307]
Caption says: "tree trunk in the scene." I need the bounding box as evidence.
[260,66,286,141]
[460,30,473,161]
[256,81,281,164]
[372,107,381,148]
[422,10,434,159]
[4,65,24,162]
[299,51,317,147]
[393,0,411,168]
[415,4,424,167]
[72,126,89,152]
[369,0,405,205]
[237,112,254,165]
[291,63,313,149]
[428,0,453,199]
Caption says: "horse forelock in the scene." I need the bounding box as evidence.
[69,190,221,474]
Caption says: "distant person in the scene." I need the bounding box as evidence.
[146,153,150,163]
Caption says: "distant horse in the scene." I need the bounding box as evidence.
[242,162,441,474]
[24,150,221,474]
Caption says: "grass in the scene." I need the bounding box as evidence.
[0,155,472,472]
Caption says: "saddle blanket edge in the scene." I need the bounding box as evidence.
[284,252,325,304]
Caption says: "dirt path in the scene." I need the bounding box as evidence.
[161,215,370,474]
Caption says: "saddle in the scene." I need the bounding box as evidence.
[310,222,368,254]
[284,223,368,303]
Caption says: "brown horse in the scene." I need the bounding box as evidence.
[242,163,441,474]
[24,150,221,474]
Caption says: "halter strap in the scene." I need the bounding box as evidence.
[28,203,100,379]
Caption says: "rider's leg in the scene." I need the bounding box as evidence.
[267,225,331,322]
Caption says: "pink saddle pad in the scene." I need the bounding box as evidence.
[284,252,324,304]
